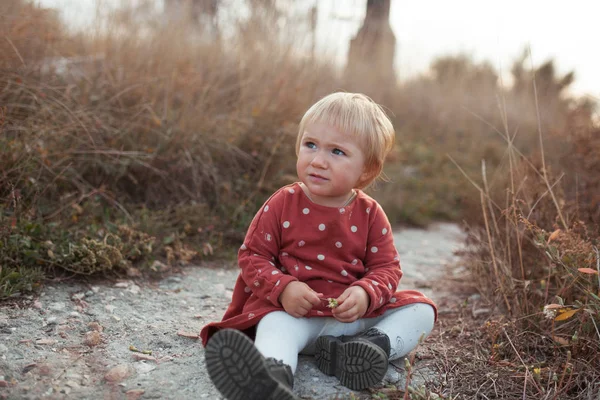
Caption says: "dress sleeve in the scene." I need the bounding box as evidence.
[351,203,402,315]
[237,190,298,307]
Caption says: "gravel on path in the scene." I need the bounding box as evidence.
[0,223,464,399]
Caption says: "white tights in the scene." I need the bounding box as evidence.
[254,303,435,373]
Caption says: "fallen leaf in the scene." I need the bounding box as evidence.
[547,229,561,243]
[176,330,199,339]
[578,268,599,275]
[132,353,156,362]
[552,335,569,345]
[126,389,145,400]
[555,308,580,322]
[544,304,564,310]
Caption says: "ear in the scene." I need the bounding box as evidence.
[357,167,376,188]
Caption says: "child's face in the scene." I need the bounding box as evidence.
[296,122,368,207]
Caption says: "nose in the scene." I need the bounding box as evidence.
[310,151,327,168]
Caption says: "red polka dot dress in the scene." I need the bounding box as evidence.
[200,182,437,346]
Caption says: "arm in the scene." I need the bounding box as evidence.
[237,191,299,307]
[350,203,402,315]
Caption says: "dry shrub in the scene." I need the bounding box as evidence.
[461,110,600,397]
[0,0,338,289]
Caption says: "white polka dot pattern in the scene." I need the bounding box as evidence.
[265,233,272,241]
[371,246,378,253]
[302,208,310,214]
[288,188,295,194]
[390,297,397,303]
[305,265,312,270]
[264,205,269,212]
[283,221,290,228]
[351,226,357,233]
[244,286,251,293]
[341,270,348,276]
[382,228,388,235]
[272,270,279,275]
[240,244,247,250]
[317,254,325,260]
[318,224,326,231]
[298,240,305,247]
[335,241,342,248]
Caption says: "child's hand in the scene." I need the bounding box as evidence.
[279,281,322,318]
[332,286,369,323]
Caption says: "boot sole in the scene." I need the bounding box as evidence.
[315,335,388,390]
[205,329,299,400]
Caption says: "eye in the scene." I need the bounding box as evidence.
[304,141,316,149]
[332,148,346,156]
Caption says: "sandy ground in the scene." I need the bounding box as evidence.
[0,223,464,400]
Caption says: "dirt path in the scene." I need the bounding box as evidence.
[0,223,464,400]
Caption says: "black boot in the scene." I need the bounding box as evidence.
[265,357,294,389]
[205,329,299,400]
[314,327,390,390]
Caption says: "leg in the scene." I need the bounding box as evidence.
[205,327,301,400]
[370,303,435,360]
[254,311,326,373]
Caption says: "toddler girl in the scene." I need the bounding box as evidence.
[201,92,437,400]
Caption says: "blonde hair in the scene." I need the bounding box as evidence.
[296,92,395,189]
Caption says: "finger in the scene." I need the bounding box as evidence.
[336,290,351,303]
[334,306,357,320]
[300,298,315,310]
[334,298,355,314]
[306,291,322,306]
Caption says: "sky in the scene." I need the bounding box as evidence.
[36,0,600,98]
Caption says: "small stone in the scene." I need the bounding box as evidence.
[83,331,102,347]
[65,380,80,388]
[105,305,116,313]
[126,389,145,399]
[114,282,130,288]
[33,300,43,309]
[71,293,85,301]
[69,312,81,318]
[128,285,140,295]
[37,363,52,376]
[0,380,8,387]
[84,291,95,298]
[35,338,57,345]
[48,302,65,312]
[88,322,103,332]
[133,362,156,374]
[104,364,134,383]
[46,317,58,326]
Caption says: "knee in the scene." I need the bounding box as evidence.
[257,311,294,332]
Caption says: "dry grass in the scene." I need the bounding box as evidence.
[1,3,599,397]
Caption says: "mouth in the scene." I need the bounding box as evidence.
[309,173,328,181]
